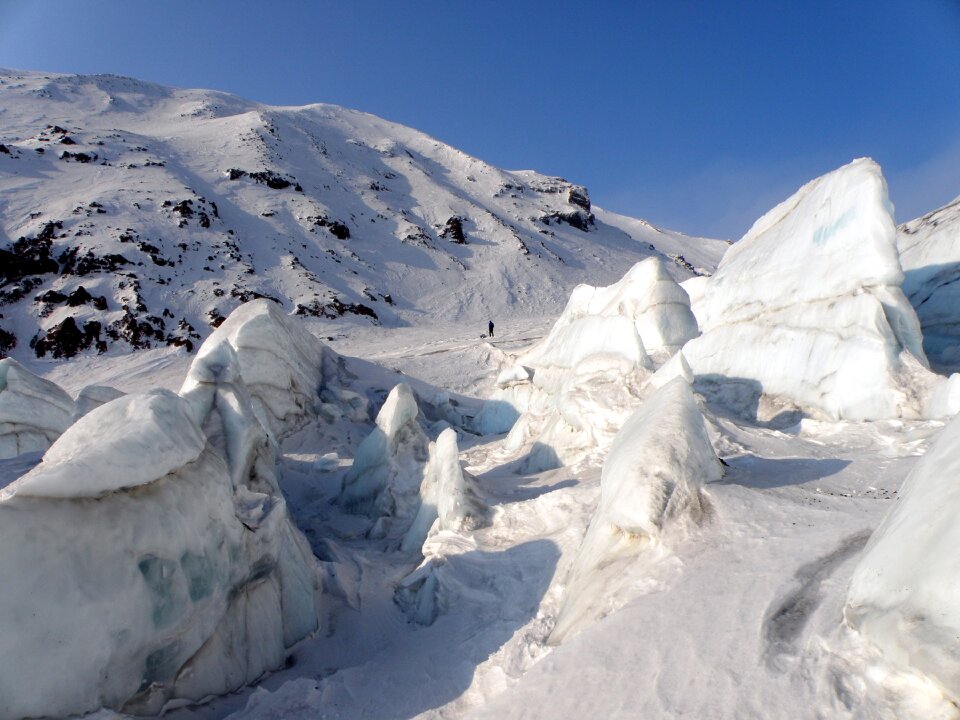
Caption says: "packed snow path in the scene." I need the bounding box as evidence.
[41,321,937,720]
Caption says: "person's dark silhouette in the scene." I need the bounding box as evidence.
[488,320,495,338]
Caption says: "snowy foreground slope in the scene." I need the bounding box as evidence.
[0,68,726,361]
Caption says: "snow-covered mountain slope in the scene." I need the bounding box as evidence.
[898,195,960,366]
[0,69,725,361]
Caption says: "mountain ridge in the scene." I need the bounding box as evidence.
[0,68,729,360]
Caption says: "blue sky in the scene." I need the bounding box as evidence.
[1,0,958,239]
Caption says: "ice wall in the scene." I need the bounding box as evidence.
[845,411,960,702]
[0,304,324,719]
[684,158,937,421]
[549,377,721,643]
[474,259,696,440]
[898,196,960,365]
[546,257,698,356]
[0,357,76,459]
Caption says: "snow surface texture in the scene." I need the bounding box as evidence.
[549,377,721,643]
[898,195,960,366]
[0,357,75,459]
[845,410,960,704]
[0,69,726,362]
[475,258,696,470]
[684,158,948,421]
[0,306,322,719]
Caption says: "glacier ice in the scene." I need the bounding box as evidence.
[0,357,76,459]
[474,259,698,469]
[542,256,697,359]
[8,390,206,498]
[338,382,430,534]
[196,299,347,440]
[683,158,946,421]
[845,410,960,703]
[680,275,709,330]
[74,383,125,418]
[549,377,721,643]
[0,304,322,719]
[401,427,490,553]
[898,196,960,365]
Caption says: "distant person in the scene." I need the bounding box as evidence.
[488,320,495,338]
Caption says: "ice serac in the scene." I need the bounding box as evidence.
[680,275,709,330]
[401,427,490,553]
[339,383,430,536]
[546,257,698,357]
[0,357,76,459]
[197,299,353,440]
[8,390,205,498]
[845,411,960,703]
[550,377,721,644]
[0,329,321,719]
[684,158,935,421]
[898,195,960,366]
[475,260,697,469]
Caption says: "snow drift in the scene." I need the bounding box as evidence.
[683,158,948,421]
[0,305,323,719]
[0,357,76,459]
[549,377,721,643]
[898,195,960,366]
[845,410,960,703]
[475,258,696,470]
